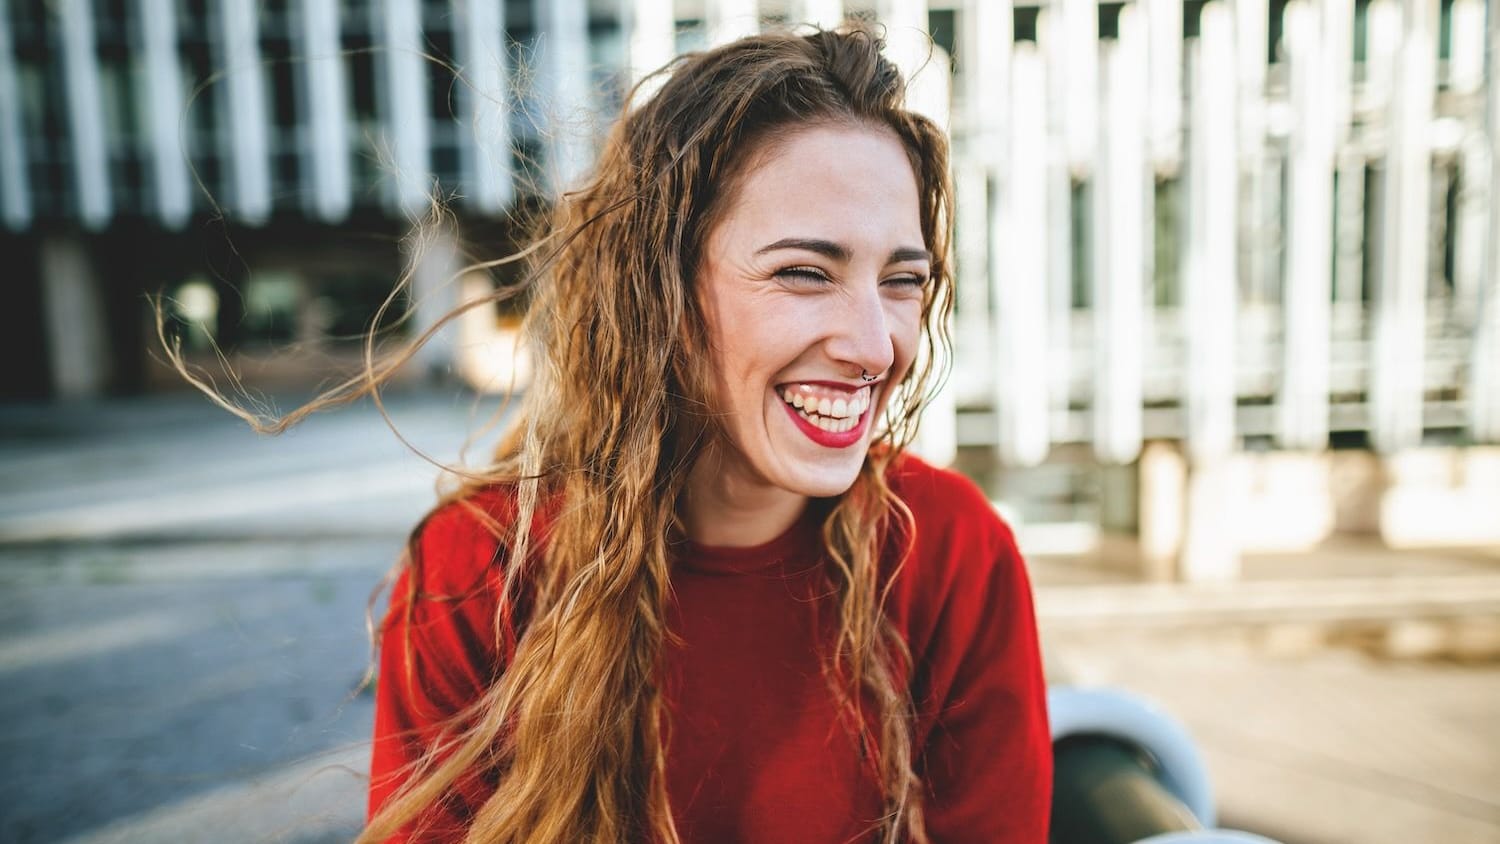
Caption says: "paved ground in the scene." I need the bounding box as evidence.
[1,390,1497,843]
[1,542,381,843]
[1046,630,1500,844]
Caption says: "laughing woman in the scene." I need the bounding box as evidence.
[362,27,1051,844]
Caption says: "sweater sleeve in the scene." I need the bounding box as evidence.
[368,502,509,842]
[918,522,1053,843]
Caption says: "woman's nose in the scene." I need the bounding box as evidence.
[826,284,897,377]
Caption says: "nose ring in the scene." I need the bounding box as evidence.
[860,371,878,383]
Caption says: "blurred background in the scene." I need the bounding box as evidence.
[1,0,1497,842]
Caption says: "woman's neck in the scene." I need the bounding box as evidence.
[682,452,809,547]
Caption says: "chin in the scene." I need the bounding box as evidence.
[781,459,865,499]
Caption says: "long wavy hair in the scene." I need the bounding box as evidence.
[167,24,954,844]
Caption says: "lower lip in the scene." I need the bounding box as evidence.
[780,399,870,448]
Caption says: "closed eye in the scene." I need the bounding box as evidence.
[775,265,833,285]
[883,273,930,291]
[885,274,927,286]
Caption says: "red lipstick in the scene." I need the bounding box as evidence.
[780,399,870,448]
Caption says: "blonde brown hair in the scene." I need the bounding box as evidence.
[168,24,954,844]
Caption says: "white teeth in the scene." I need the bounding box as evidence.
[793,406,857,433]
[778,384,874,425]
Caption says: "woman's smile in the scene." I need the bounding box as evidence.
[775,382,875,444]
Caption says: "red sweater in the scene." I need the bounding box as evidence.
[369,456,1052,842]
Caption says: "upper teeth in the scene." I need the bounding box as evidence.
[778,384,872,420]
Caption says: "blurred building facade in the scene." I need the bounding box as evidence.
[1,0,1497,574]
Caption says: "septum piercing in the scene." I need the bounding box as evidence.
[860,371,878,383]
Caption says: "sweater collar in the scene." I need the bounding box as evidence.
[677,501,825,575]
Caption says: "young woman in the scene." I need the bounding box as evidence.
[362,27,1051,843]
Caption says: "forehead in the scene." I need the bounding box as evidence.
[712,124,924,252]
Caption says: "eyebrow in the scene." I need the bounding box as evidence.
[755,238,931,265]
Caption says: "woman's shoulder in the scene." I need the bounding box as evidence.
[419,484,521,545]
[885,452,1015,549]
[880,454,1036,672]
[881,452,1026,605]
[404,484,528,598]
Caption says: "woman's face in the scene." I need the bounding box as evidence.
[696,124,929,500]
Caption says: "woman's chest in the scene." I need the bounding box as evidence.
[662,573,886,843]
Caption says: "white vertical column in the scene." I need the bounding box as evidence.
[1364,0,1400,105]
[954,164,988,378]
[707,0,759,45]
[381,0,430,214]
[1146,0,1182,175]
[1181,6,1243,582]
[1092,8,1148,464]
[798,0,845,28]
[59,0,111,229]
[1280,1,1334,449]
[0,0,30,230]
[1474,4,1500,442]
[1059,0,1098,176]
[1038,9,1075,437]
[219,0,273,223]
[964,0,1010,170]
[409,223,463,376]
[1233,0,1268,148]
[1233,0,1268,302]
[995,44,1049,466]
[880,0,943,121]
[1470,277,1500,441]
[458,0,511,214]
[141,0,191,228]
[629,0,676,88]
[1449,0,1486,316]
[221,0,271,223]
[1447,0,1484,93]
[1184,2,1237,460]
[955,0,1009,366]
[1371,0,1437,452]
[1321,0,1353,146]
[536,0,591,192]
[913,51,957,466]
[878,0,927,40]
[303,0,350,222]
[1047,165,1074,440]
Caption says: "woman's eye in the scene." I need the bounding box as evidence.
[776,266,832,284]
[884,274,929,290]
